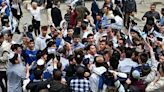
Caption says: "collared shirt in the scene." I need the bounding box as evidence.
[70,78,90,92]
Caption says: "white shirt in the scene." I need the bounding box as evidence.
[35,35,51,50]
[115,15,123,27]
[27,5,44,21]
[118,58,138,73]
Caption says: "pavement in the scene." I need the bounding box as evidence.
[12,0,164,42]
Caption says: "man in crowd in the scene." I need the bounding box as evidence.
[2,0,164,91]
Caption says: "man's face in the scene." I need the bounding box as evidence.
[96,15,101,21]
[89,45,96,55]
[50,27,58,37]
[87,36,94,43]
[99,42,106,50]
[73,37,80,44]
[130,32,138,37]
[28,42,35,50]
[77,21,82,27]
[146,24,153,31]
[16,47,22,54]
[150,5,156,11]
[42,30,48,37]
[160,55,164,63]
[104,7,108,14]
[67,29,74,36]
[118,39,124,47]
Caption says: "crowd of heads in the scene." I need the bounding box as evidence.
[0,0,164,92]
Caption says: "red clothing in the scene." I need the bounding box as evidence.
[69,10,77,27]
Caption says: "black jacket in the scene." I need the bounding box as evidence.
[51,7,62,27]
[48,80,69,92]
[26,79,45,92]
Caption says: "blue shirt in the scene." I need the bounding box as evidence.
[23,49,38,65]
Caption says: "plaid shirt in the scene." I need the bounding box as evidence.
[70,78,90,92]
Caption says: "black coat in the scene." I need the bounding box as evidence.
[26,80,46,92]
[48,80,69,92]
[51,7,62,27]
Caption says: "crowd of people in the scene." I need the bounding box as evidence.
[0,0,164,92]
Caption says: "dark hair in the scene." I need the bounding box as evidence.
[151,3,156,7]
[57,62,62,70]
[9,53,18,64]
[140,53,148,63]
[28,25,33,32]
[146,19,154,26]
[87,34,94,38]
[98,24,103,29]
[36,50,47,59]
[74,49,84,64]
[86,44,96,51]
[162,8,164,12]
[160,51,164,56]
[47,41,55,48]
[53,69,62,81]
[99,40,107,44]
[73,35,80,39]
[125,47,134,58]
[41,26,48,31]
[34,70,43,80]
[110,56,119,70]
[0,33,3,38]
[67,55,74,62]
[76,66,85,77]
[7,33,13,38]
[30,39,34,43]
[81,23,87,30]
[11,44,21,51]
